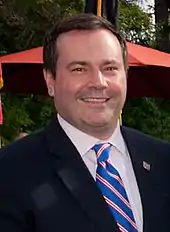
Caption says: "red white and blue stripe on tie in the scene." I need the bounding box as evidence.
[93,143,138,232]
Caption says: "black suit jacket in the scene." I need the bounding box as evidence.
[0,117,170,232]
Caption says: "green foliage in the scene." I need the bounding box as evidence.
[1,94,54,144]
[123,98,170,141]
[119,0,155,46]
[1,94,34,144]
[0,0,84,54]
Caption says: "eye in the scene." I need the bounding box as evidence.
[104,66,117,72]
[71,67,85,73]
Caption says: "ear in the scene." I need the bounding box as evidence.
[43,69,55,97]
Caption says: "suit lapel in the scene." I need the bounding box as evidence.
[45,117,119,232]
[121,127,154,232]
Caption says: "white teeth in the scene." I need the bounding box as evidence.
[82,98,107,102]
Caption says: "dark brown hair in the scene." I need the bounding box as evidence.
[43,13,128,77]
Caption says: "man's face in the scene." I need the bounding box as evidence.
[44,29,127,139]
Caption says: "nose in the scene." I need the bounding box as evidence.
[90,70,108,88]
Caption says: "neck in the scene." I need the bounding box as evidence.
[78,122,118,140]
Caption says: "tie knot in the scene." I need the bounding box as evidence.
[92,143,111,162]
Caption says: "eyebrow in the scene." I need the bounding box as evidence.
[66,61,88,69]
[101,59,119,66]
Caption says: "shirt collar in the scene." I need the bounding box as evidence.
[57,114,126,157]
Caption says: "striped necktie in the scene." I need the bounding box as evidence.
[93,143,138,232]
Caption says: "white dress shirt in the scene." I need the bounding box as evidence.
[57,114,143,232]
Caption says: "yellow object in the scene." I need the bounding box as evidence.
[118,111,122,125]
[0,76,3,89]
[97,0,102,17]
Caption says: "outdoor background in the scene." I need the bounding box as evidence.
[0,0,170,144]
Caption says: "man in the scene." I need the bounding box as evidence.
[0,13,170,232]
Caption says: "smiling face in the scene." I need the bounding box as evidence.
[44,29,127,139]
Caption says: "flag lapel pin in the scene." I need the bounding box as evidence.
[143,161,151,171]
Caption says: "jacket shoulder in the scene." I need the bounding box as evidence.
[121,126,170,159]
[122,126,170,145]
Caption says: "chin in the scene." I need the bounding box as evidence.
[85,117,111,128]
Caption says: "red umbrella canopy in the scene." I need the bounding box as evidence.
[0,47,45,94]
[0,47,43,64]
[1,42,170,97]
[127,42,170,67]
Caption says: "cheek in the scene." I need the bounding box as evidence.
[113,74,127,93]
[54,78,79,102]
[110,79,126,97]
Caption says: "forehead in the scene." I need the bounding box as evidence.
[56,29,123,64]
